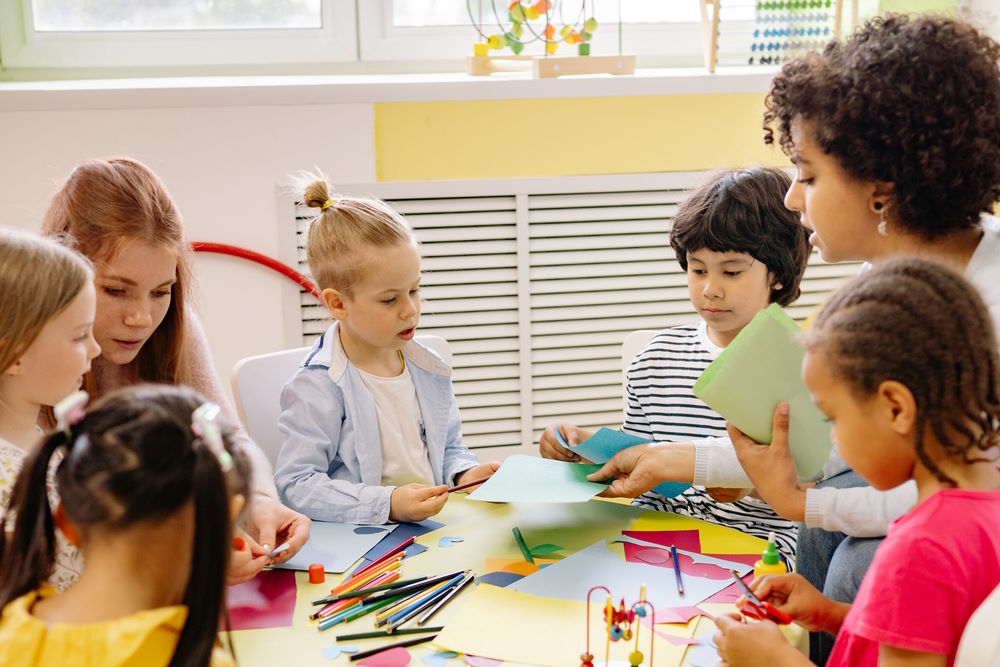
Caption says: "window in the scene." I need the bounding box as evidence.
[0,0,356,71]
[0,0,757,75]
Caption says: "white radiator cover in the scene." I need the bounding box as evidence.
[288,172,860,455]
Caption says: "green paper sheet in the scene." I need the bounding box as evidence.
[466,454,609,503]
[692,303,832,480]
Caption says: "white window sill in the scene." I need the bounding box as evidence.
[0,66,777,111]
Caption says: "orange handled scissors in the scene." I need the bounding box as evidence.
[730,570,793,625]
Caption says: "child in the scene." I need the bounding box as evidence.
[0,384,251,667]
[0,228,100,590]
[41,157,309,579]
[274,175,499,524]
[540,167,811,555]
[713,259,1000,667]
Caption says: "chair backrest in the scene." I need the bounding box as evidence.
[231,334,452,469]
[621,330,657,418]
[955,583,1000,667]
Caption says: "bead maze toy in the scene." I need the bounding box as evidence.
[466,0,635,78]
[581,585,655,667]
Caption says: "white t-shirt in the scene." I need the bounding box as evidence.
[357,365,435,487]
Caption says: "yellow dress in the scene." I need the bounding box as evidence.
[0,586,235,667]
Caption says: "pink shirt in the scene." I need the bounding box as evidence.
[829,488,1000,667]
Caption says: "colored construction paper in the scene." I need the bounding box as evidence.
[466,455,608,503]
[436,584,687,667]
[477,571,524,587]
[692,303,833,479]
[272,521,397,574]
[354,526,386,534]
[560,428,691,498]
[652,606,713,624]
[349,518,443,575]
[626,529,702,552]
[321,646,343,660]
[527,543,563,557]
[226,568,297,631]
[508,540,738,609]
[686,637,721,667]
[423,651,459,666]
[358,646,411,666]
[611,534,753,579]
[629,511,769,554]
[438,536,464,547]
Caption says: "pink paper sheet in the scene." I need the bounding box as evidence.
[226,569,298,631]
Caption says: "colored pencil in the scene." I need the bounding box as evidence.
[362,569,465,608]
[312,574,430,605]
[416,572,475,625]
[312,569,400,619]
[375,579,451,625]
[335,626,444,641]
[351,537,415,580]
[671,545,684,595]
[317,593,408,631]
[384,573,466,632]
[512,526,534,564]
[445,476,491,493]
[348,633,439,661]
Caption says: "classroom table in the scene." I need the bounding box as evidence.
[229,495,805,666]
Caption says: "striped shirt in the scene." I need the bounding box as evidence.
[625,322,798,558]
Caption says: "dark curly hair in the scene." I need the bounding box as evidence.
[804,259,1000,487]
[763,14,1000,239]
[670,166,811,306]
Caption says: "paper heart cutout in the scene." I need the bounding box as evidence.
[321,646,342,660]
[354,526,388,535]
[438,536,464,548]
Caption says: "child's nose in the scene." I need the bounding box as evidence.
[784,181,803,212]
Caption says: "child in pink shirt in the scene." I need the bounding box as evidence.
[714,259,1000,667]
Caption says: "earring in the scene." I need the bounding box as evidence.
[874,201,888,237]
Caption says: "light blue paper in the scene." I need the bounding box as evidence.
[466,455,609,503]
[508,540,738,609]
[271,521,398,574]
[561,427,691,498]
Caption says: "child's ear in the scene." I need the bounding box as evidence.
[870,181,894,214]
[53,503,81,547]
[321,288,347,320]
[4,359,23,377]
[877,380,916,435]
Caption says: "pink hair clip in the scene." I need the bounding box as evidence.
[53,390,88,437]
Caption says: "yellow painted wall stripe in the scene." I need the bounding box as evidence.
[375,93,789,182]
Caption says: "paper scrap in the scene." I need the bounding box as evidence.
[561,428,691,498]
[273,521,398,574]
[226,568,297,631]
[466,455,608,503]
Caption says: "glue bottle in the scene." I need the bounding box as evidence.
[753,532,786,579]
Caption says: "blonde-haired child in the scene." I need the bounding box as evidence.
[0,229,100,590]
[714,259,1000,667]
[274,176,498,524]
[0,385,250,667]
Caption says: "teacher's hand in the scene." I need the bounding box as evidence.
[586,442,693,498]
[728,403,809,522]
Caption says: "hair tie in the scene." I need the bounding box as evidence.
[54,390,88,438]
[321,197,336,211]
[191,402,233,472]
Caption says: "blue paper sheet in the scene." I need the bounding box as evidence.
[271,522,398,574]
[560,427,691,498]
[348,518,443,575]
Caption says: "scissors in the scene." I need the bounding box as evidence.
[729,570,792,625]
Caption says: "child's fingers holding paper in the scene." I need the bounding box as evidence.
[539,424,581,461]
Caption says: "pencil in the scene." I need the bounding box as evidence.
[348,633,439,661]
[384,573,466,632]
[512,526,534,564]
[416,572,475,625]
[335,626,444,641]
[312,574,430,605]
[671,545,684,595]
[317,593,408,631]
[351,537,415,580]
[446,476,491,493]
[361,570,465,607]
[312,570,400,619]
[375,579,451,625]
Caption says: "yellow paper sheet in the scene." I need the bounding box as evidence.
[436,584,690,667]
[630,511,768,554]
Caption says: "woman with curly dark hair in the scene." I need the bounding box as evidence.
[585,14,1000,665]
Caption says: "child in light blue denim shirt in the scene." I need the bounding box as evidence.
[274,175,499,524]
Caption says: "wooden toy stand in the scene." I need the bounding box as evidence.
[466,53,636,78]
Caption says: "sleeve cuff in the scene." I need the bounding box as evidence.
[804,486,827,529]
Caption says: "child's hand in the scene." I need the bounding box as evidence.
[244,493,312,567]
[389,483,448,522]
[713,614,808,667]
[227,530,268,586]
[454,462,500,491]
[539,424,592,461]
[749,573,849,635]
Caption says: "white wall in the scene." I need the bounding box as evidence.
[0,100,375,401]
